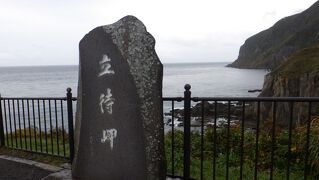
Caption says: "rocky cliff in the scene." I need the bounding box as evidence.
[258,44,319,125]
[228,0,319,70]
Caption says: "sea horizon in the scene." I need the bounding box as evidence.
[0,62,267,98]
[0,61,233,68]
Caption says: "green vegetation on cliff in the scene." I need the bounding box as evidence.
[271,43,319,77]
[228,1,319,70]
[258,44,319,126]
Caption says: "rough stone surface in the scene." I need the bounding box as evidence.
[72,15,165,179]
[259,72,319,125]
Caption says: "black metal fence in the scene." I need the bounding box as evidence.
[164,85,319,180]
[0,89,76,159]
[1,85,319,180]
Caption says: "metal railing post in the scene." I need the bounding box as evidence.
[0,95,5,146]
[183,84,191,180]
[66,88,75,163]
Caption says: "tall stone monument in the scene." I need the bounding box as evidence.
[72,16,165,179]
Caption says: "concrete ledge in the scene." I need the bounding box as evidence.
[0,155,184,179]
[0,155,71,180]
[0,155,63,172]
[42,169,72,180]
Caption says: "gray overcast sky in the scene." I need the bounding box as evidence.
[0,0,317,66]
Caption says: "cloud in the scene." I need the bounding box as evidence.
[0,52,16,59]
[156,32,250,63]
[292,9,304,14]
[263,11,277,22]
[0,0,318,66]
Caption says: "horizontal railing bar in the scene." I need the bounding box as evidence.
[7,147,70,159]
[162,97,183,101]
[0,97,77,101]
[166,174,196,180]
[1,97,67,100]
[2,96,319,102]
[192,97,319,102]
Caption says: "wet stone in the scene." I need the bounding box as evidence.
[72,16,165,180]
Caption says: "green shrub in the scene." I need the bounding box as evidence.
[165,118,319,179]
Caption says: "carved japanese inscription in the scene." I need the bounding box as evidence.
[98,54,115,77]
[101,128,117,150]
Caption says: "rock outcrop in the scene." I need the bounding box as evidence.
[258,44,319,125]
[228,0,319,70]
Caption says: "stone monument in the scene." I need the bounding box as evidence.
[72,16,165,179]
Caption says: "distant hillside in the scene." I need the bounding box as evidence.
[228,0,319,70]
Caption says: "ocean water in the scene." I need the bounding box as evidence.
[0,63,267,132]
[0,62,267,97]
[163,62,267,97]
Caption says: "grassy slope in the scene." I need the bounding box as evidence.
[271,43,319,78]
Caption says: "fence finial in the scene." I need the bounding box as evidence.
[184,84,191,91]
[67,87,72,93]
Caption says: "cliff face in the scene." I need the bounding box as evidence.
[228,0,319,70]
[259,73,319,125]
[258,44,319,125]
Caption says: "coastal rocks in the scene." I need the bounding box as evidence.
[72,16,165,179]
[164,101,256,128]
